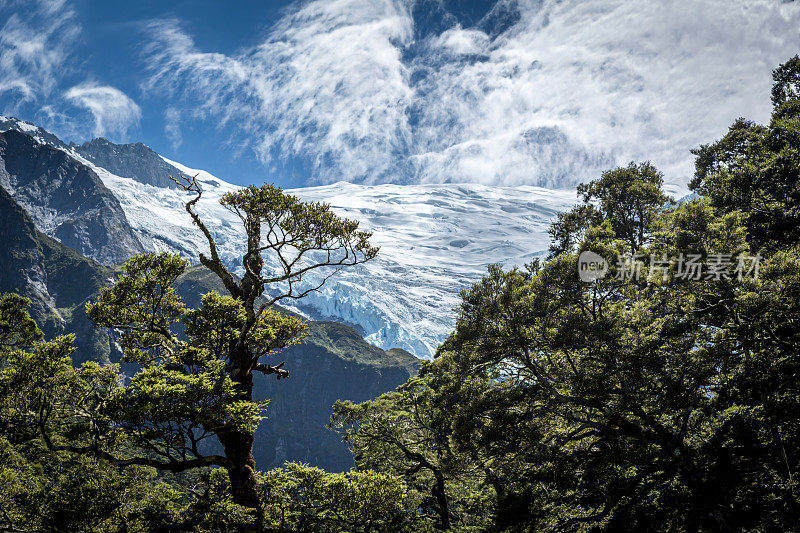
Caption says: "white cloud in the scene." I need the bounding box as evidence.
[146,0,800,189]
[433,26,490,56]
[144,0,414,184]
[64,83,142,139]
[0,0,79,108]
[411,0,800,189]
[164,107,183,149]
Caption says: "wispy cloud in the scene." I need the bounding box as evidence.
[146,0,800,189]
[412,0,800,188]
[0,1,141,142]
[0,0,79,109]
[143,0,414,184]
[164,107,183,149]
[64,82,142,139]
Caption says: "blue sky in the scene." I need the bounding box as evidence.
[2,0,799,189]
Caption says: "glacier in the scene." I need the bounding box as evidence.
[1,115,578,358]
[98,157,577,358]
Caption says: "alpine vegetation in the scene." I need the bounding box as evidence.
[0,8,798,530]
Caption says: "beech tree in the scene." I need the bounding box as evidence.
[330,56,800,531]
[549,161,670,257]
[82,176,378,518]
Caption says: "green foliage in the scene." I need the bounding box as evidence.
[84,253,256,469]
[331,377,490,531]
[547,203,602,258]
[0,293,401,532]
[185,291,307,362]
[330,56,800,532]
[86,252,188,363]
[0,438,179,533]
[691,58,800,252]
[0,293,42,352]
[0,176,383,528]
[220,185,378,261]
[772,54,800,107]
[0,294,178,532]
[257,462,407,532]
[550,161,670,256]
[578,161,670,251]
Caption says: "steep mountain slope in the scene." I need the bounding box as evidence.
[0,184,56,323]
[257,321,418,471]
[0,185,117,364]
[0,129,145,265]
[101,157,577,357]
[74,137,182,189]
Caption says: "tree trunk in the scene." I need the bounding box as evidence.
[221,344,263,515]
[432,469,451,530]
[222,211,265,518]
[219,429,261,509]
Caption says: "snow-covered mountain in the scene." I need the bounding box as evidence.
[1,116,577,357]
[0,128,146,264]
[99,157,576,357]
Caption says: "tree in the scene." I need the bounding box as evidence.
[398,181,797,530]
[772,54,800,107]
[549,161,670,256]
[331,376,490,531]
[547,203,602,258]
[80,177,378,519]
[691,56,800,252]
[0,293,191,532]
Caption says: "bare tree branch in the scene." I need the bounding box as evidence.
[171,174,242,299]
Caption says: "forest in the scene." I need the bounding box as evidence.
[0,57,798,532]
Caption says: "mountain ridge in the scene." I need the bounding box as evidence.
[0,128,145,265]
[0,186,419,470]
[0,116,577,357]
[73,136,183,189]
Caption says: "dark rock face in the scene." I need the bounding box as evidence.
[0,130,145,265]
[254,321,418,472]
[0,185,54,318]
[75,137,183,189]
[0,185,116,364]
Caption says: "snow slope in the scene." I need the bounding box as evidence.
[1,116,577,357]
[97,157,576,358]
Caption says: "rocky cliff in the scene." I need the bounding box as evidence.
[0,185,117,364]
[74,137,183,189]
[0,129,145,265]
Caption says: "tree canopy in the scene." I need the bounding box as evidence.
[331,56,800,531]
[0,56,799,532]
